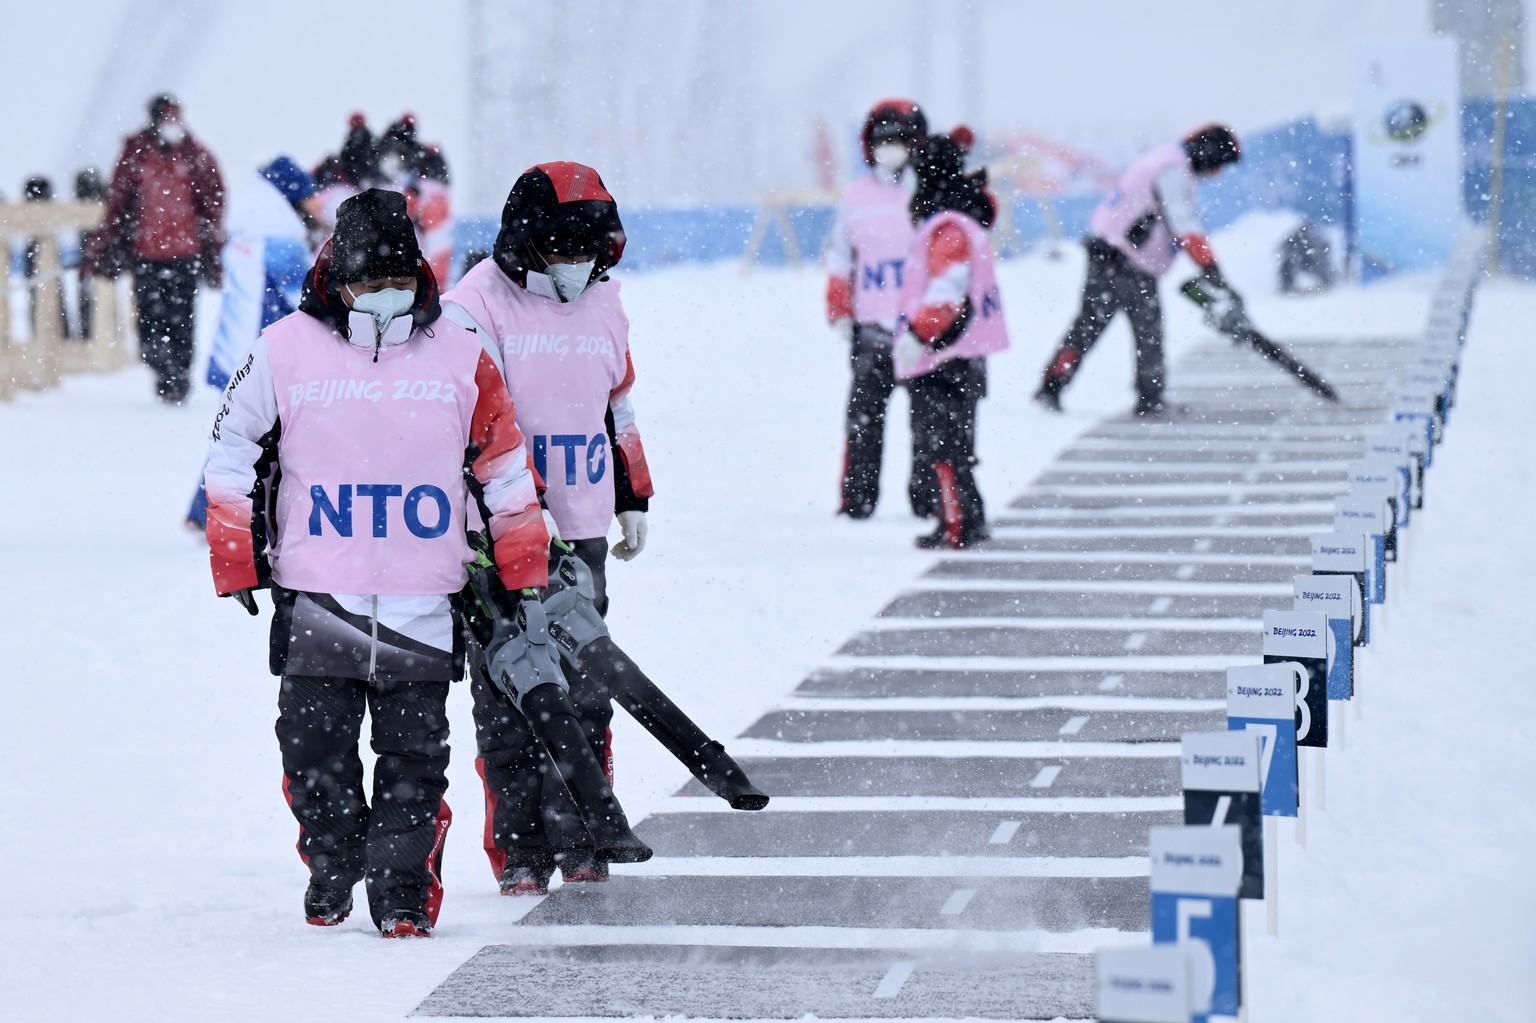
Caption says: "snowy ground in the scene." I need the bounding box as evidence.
[2,218,1529,1021]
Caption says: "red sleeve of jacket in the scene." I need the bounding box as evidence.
[608,347,653,509]
[194,142,227,253]
[469,350,549,590]
[86,139,140,274]
[1179,232,1216,268]
[825,274,853,324]
[909,223,971,343]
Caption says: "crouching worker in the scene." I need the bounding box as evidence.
[201,189,554,937]
[894,129,1009,550]
[443,162,656,894]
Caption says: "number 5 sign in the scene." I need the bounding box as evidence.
[1149,824,1244,1022]
[1225,664,1299,817]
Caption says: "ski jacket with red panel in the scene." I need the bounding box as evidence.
[1089,142,1214,278]
[202,246,546,681]
[88,128,225,273]
[824,170,914,331]
[444,259,652,542]
[896,210,1010,380]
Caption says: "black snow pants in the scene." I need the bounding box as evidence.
[841,323,935,518]
[909,357,987,543]
[471,538,613,876]
[276,674,453,928]
[1039,237,1165,409]
[132,257,200,401]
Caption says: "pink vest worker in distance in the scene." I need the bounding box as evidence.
[896,211,1010,380]
[1089,142,1192,278]
[445,260,631,541]
[261,313,483,596]
[834,175,915,329]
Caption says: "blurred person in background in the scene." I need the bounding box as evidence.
[893,128,1008,550]
[185,156,323,530]
[1033,124,1242,418]
[67,168,105,340]
[86,93,225,404]
[824,99,931,520]
[377,114,455,285]
[312,113,378,227]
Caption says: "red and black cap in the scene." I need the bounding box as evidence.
[861,98,928,165]
[1183,124,1242,174]
[492,162,626,287]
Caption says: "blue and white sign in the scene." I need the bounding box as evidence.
[1336,493,1393,579]
[1352,37,1462,280]
[1226,664,1299,818]
[1293,574,1355,699]
[1262,610,1329,749]
[1312,531,1371,644]
[1182,730,1264,900]
[1097,945,1195,1023]
[1150,825,1244,1022]
[1353,457,1409,532]
[1365,434,1418,513]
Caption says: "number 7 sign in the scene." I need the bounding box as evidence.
[1226,664,1299,818]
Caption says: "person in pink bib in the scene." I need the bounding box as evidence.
[825,99,932,518]
[442,162,656,895]
[201,189,553,938]
[1034,124,1243,418]
[893,129,1009,549]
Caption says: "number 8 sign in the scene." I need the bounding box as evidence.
[1226,664,1299,818]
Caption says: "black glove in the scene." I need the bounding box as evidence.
[227,589,259,616]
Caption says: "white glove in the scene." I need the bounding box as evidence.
[893,332,926,377]
[831,316,853,338]
[542,507,563,546]
[612,510,648,561]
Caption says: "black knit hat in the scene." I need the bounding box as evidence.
[910,133,996,228]
[331,188,422,284]
[148,93,180,124]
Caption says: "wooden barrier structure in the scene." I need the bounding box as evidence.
[0,201,131,402]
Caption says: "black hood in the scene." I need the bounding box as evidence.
[297,238,441,339]
[1183,124,1241,174]
[910,134,996,228]
[492,162,626,289]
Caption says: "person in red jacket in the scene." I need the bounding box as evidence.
[86,93,225,403]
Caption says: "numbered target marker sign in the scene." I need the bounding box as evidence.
[1150,824,1244,1022]
[1312,532,1371,646]
[1182,731,1263,900]
[1356,455,1411,531]
[1096,945,1196,1023]
[1396,394,1437,464]
[1339,491,1400,568]
[1226,664,1298,817]
[1367,431,1421,512]
[1293,575,1355,699]
[1262,610,1329,749]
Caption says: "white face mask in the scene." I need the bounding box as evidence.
[544,260,596,302]
[348,286,415,339]
[158,121,187,146]
[873,142,909,170]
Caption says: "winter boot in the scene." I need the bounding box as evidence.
[559,851,610,884]
[1032,384,1063,413]
[303,881,354,927]
[379,910,432,938]
[500,857,555,896]
[915,521,990,550]
[520,683,652,864]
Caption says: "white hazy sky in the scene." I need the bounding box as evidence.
[3,0,1520,211]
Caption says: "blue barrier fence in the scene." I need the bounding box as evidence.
[454,106,1529,279]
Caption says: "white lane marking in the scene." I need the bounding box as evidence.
[908,578,1291,595]
[1030,480,1343,498]
[951,550,1308,566]
[1098,673,1125,691]
[727,740,1181,759]
[1059,715,1090,735]
[863,616,1256,632]
[988,820,1021,845]
[658,795,1181,813]
[824,654,1249,672]
[488,923,1149,954]
[1029,766,1063,789]
[940,889,977,915]
[872,961,915,999]
[988,523,1321,538]
[779,696,1225,713]
[625,857,1151,878]
[1147,596,1173,615]
[1175,565,1197,580]
[1192,538,1214,553]
[1004,501,1335,521]
[1212,794,1233,825]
